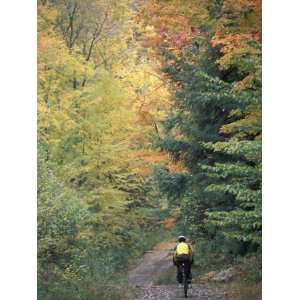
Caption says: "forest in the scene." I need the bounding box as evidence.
[38,0,261,299]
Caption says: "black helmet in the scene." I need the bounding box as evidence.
[178,235,186,242]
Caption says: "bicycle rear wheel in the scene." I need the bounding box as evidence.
[182,267,188,297]
[184,277,188,297]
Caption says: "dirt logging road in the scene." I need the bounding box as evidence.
[128,241,225,299]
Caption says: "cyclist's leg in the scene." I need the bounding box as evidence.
[186,261,192,283]
[177,264,183,283]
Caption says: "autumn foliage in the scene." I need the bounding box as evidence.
[38,0,262,298]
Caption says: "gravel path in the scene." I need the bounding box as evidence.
[128,241,225,299]
[135,284,225,299]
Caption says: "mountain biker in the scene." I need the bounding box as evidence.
[173,235,193,284]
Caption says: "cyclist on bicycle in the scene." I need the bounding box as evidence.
[173,235,194,284]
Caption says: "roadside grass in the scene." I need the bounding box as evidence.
[221,280,262,300]
[220,254,262,300]
[84,227,174,300]
[193,251,262,300]
[85,281,137,300]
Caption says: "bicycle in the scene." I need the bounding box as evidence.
[178,261,189,298]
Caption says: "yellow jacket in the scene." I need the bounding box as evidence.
[173,242,193,263]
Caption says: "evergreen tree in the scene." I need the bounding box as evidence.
[147,0,262,254]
